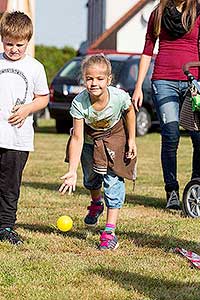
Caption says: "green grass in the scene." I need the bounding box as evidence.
[0,119,200,300]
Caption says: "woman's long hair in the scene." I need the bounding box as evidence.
[153,0,198,36]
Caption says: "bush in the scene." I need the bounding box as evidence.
[35,45,76,84]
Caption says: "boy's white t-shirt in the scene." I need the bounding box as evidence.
[0,54,49,151]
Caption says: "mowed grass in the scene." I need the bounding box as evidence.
[0,119,200,300]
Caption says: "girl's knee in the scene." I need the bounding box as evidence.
[104,195,125,209]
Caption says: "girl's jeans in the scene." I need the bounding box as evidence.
[152,80,200,192]
[81,143,125,208]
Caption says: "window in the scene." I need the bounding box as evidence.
[59,60,82,81]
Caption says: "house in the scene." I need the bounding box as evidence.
[80,0,158,54]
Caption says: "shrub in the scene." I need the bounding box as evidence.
[35,45,76,84]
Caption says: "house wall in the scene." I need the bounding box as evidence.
[87,0,139,44]
[87,0,159,53]
[105,0,138,28]
[117,1,158,53]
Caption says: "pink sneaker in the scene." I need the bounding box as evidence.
[99,231,119,250]
[84,201,104,227]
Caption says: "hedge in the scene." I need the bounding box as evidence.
[35,45,77,85]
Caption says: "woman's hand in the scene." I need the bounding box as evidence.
[8,104,31,128]
[59,171,77,195]
[132,87,143,111]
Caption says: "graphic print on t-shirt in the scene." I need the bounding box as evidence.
[0,68,28,121]
[0,68,28,105]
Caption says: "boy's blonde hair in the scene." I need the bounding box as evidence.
[81,54,112,76]
[0,11,33,41]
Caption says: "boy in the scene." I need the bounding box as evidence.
[0,11,49,244]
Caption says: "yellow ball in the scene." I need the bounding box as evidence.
[56,215,73,232]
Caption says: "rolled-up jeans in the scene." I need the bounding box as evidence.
[152,80,200,192]
[81,143,125,208]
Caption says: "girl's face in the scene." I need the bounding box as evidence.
[83,63,112,100]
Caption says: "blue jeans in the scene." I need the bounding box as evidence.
[152,80,200,192]
[81,143,125,208]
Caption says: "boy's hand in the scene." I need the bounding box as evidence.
[59,171,77,195]
[8,104,31,128]
[126,140,137,159]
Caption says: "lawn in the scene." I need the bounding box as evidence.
[0,119,200,300]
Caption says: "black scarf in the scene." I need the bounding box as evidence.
[162,1,200,38]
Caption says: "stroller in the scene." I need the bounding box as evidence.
[180,61,200,218]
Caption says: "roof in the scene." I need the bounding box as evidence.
[87,49,141,56]
[89,0,152,50]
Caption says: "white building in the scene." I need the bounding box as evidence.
[84,0,158,53]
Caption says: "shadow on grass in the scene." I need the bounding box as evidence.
[17,223,54,233]
[17,222,198,251]
[88,267,200,299]
[34,124,70,135]
[22,181,165,209]
[22,181,182,217]
[180,128,191,137]
[22,181,58,191]
[126,193,186,217]
[22,181,87,195]
[126,194,165,209]
[118,230,200,252]
[34,125,57,134]
[17,222,96,241]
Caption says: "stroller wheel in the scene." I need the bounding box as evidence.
[182,178,200,218]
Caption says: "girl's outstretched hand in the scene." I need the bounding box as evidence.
[59,171,77,195]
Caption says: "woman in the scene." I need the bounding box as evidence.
[132,0,200,210]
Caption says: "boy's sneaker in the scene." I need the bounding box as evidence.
[84,200,104,227]
[99,231,119,250]
[166,190,181,210]
[0,228,23,245]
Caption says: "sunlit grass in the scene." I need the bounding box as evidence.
[0,119,199,300]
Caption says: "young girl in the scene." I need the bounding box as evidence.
[59,54,136,250]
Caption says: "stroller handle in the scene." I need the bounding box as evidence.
[183,61,200,93]
[183,61,200,75]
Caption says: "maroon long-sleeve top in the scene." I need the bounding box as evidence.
[143,10,200,80]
